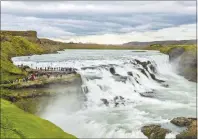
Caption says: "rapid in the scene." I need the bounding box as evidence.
[12,49,196,138]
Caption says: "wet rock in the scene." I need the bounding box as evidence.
[149,64,157,73]
[100,98,109,106]
[110,67,116,75]
[138,68,148,77]
[141,124,171,139]
[161,83,169,88]
[127,72,133,76]
[113,96,125,107]
[173,118,197,139]
[171,117,194,127]
[139,91,155,98]
[150,73,165,83]
[168,48,197,82]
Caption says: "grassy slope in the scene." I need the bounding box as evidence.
[1,99,76,138]
[1,35,43,83]
[1,34,77,138]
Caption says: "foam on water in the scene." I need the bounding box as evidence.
[12,49,196,138]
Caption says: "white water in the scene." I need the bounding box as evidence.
[12,50,196,138]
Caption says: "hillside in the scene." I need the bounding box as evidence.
[1,31,77,138]
[1,99,76,138]
[1,34,43,84]
[123,39,196,47]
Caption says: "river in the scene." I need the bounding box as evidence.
[12,49,196,138]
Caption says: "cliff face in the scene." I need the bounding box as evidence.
[168,47,197,82]
[1,30,38,43]
[1,30,37,38]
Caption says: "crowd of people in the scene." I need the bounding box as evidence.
[10,66,78,84]
[35,66,77,72]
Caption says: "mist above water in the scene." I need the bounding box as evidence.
[12,50,196,138]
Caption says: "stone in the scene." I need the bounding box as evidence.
[110,67,116,75]
[175,119,197,139]
[141,124,171,139]
[171,117,193,127]
[100,98,109,106]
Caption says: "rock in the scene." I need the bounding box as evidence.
[110,67,116,75]
[150,73,165,83]
[127,72,133,76]
[138,68,148,77]
[149,64,157,73]
[141,124,171,139]
[139,91,155,98]
[175,118,197,139]
[168,48,197,82]
[171,117,194,127]
[161,83,169,88]
[168,47,185,61]
[100,98,109,106]
[178,51,197,82]
[113,96,125,107]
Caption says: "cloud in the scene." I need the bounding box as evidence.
[53,24,196,44]
[1,1,196,16]
[1,1,196,44]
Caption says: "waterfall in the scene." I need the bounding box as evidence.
[12,49,196,138]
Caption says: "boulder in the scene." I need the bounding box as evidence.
[100,98,109,106]
[141,124,171,139]
[110,67,116,75]
[170,117,194,127]
[174,118,197,139]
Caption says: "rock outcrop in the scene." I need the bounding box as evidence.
[141,124,171,139]
[170,117,194,127]
[168,47,197,82]
[1,30,39,43]
[168,47,185,61]
[171,117,197,139]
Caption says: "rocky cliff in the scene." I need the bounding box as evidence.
[168,47,197,82]
[1,30,39,43]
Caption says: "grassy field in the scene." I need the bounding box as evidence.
[144,44,196,54]
[1,99,76,138]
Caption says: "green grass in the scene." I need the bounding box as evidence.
[1,99,76,138]
[145,44,196,54]
[1,35,43,83]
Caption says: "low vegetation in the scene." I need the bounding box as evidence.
[145,44,196,54]
[1,99,76,138]
[1,35,43,83]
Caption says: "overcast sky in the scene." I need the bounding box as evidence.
[1,1,196,44]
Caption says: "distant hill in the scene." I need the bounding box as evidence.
[123,40,196,47]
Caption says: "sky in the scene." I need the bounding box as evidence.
[1,1,197,44]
